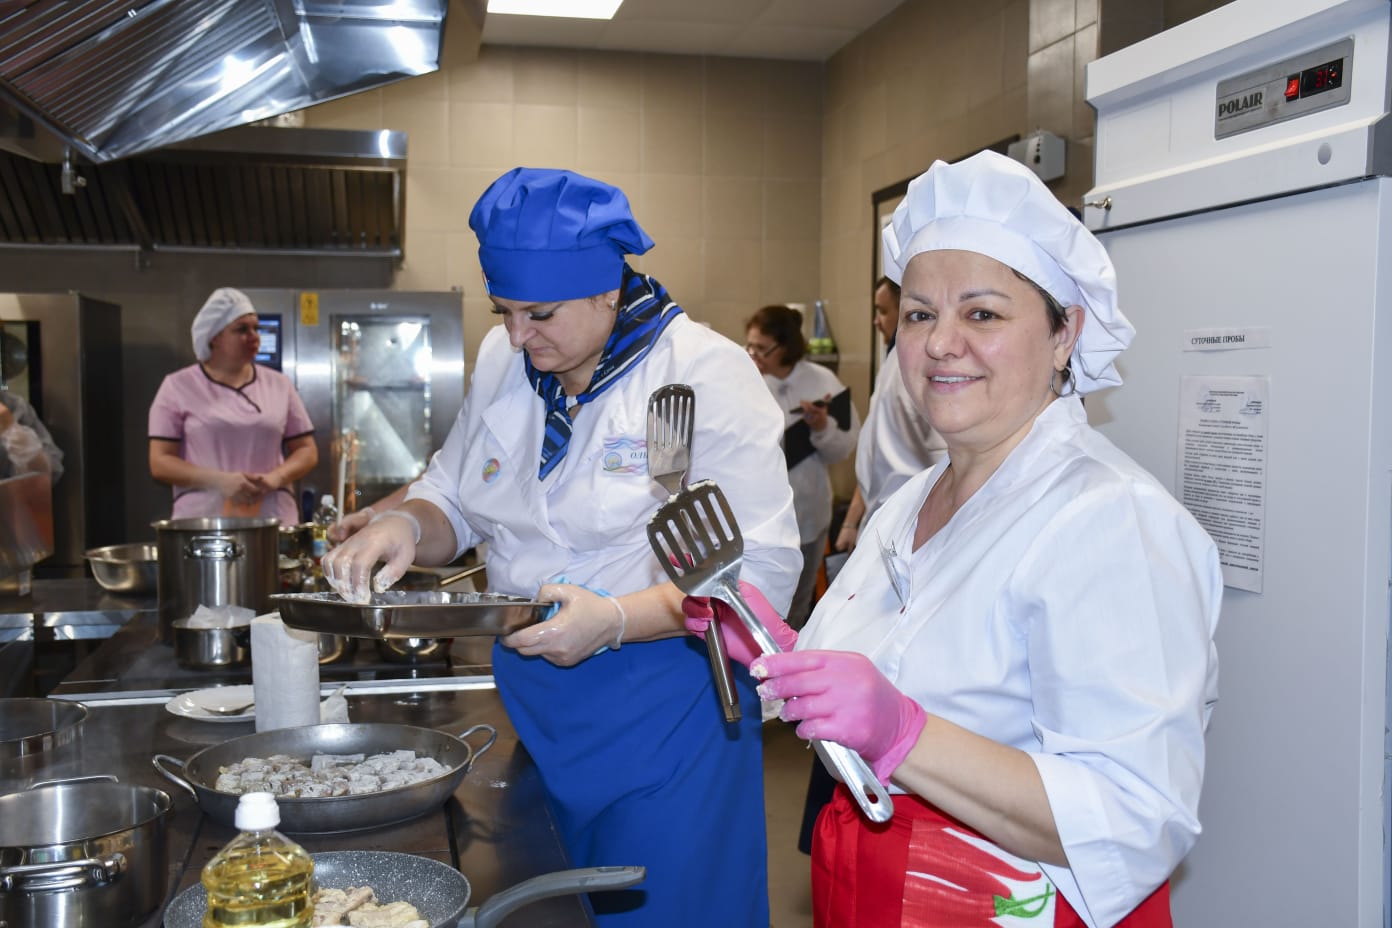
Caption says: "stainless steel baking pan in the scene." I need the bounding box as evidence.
[270,590,548,639]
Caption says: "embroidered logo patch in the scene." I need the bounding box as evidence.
[601,437,646,474]
[481,458,501,484]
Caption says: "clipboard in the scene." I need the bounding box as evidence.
[784,388,851,470]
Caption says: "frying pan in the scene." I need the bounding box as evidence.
[162,851,644,928]
[152,722,496,834]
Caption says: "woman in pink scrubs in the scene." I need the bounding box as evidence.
[148,288,317,523]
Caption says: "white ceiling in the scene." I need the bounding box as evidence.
[480,0,910,62]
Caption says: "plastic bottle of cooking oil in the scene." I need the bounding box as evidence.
[201,792,314,928]
[311,495,338,562]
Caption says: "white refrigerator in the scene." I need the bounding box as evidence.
[1084,1,1392,924]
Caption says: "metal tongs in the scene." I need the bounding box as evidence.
[646,479,894,824]
[647,385,741,723]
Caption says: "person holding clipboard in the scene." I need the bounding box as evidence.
[745,304,859,628]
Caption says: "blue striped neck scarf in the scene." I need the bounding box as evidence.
[525,264,684,479]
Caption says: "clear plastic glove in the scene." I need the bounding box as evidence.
[0,421,46,474]
[245,471,286,494]
[320,513,417,603]
[682,581,797,667]
[328,506,375,544]
[752,649,927,784]
[501,582,623,668]
[215,470,262,506]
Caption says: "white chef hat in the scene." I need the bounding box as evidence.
[881,150,1134,394]
[191,288,256,362]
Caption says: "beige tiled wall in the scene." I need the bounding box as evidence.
[303,0,1229,481]
[303,47,822,368]
[817,0,1226,416]
[819,0,1040,417]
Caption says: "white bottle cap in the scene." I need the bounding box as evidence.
[321,495,334,508]
[235,792,281,830]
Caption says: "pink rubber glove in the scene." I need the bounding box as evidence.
[752,650,927,785]
[682,581,798,668]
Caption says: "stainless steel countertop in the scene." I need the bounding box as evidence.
[0,577,156,641]
[3,608,610,927]
[1,688,599,927]
[50,612,496,697]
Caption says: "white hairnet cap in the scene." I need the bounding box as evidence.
[881,150,1134,394]
[191,288,256,362]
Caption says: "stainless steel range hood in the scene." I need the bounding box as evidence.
[0,123,408,256]
[0,0,487,257]
[0,0,450,164]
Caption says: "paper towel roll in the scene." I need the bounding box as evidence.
[251,613,321,732]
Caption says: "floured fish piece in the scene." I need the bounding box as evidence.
[311,885,428,928]
[215,750,449,798]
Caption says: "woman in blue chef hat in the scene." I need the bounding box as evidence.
[324,168,802,925]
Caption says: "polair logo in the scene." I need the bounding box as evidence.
[1217,90,1263,119]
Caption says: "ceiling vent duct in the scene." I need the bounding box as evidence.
[0,0,449,163]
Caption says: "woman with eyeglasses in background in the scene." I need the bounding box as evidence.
[745,305,859,629]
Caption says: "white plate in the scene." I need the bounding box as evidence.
[165,685,256,723]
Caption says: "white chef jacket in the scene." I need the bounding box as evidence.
[762,360,860,545]
[407,316,802,612]
[800,398,1222,928]
[855,347,947,521]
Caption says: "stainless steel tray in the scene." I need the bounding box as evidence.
[270,591,548,639]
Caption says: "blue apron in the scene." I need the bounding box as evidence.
[493,635,769,926]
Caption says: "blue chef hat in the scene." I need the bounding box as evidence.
[469,168,655,303]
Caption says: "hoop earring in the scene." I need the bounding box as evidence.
[1051,366,1077,398]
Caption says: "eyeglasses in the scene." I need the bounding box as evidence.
[744,340,778,359]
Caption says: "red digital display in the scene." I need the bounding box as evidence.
[1299,59,1343,97]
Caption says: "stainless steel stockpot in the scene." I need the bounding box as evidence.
[0,778,172,928]
[170,617,251,670]
[153,517,279,643]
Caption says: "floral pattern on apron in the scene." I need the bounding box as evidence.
[813,786,1172,928]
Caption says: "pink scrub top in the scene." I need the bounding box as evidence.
[148,364,314,524]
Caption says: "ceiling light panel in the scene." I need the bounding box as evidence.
[487,0,623,19]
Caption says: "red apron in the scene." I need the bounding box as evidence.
[811,785,1172,927]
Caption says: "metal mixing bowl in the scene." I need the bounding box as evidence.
[85,542,158,595]
[376,636,452,663]
[317,632,359,664]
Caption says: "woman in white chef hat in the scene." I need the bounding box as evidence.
[702,151,1222,927]
[149,287,317,522]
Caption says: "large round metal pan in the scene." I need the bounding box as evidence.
[163,851,644,928]
[0,697,88,761]
[270,590,546,639]
[152,722,496,834]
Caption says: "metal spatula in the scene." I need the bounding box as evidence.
[647,384,741,723]
[647,479,895,824]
